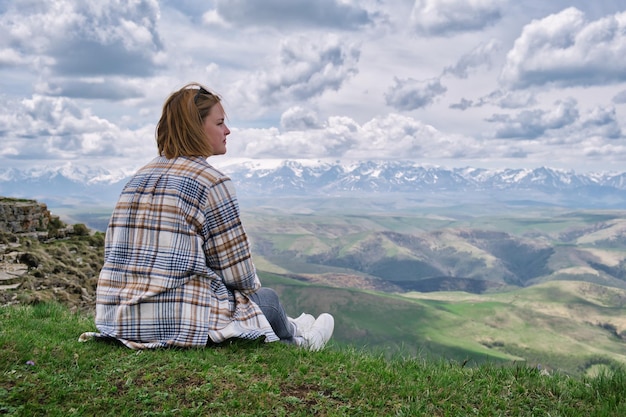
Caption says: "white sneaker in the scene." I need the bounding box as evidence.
[301,313,334,351]
[289,313,316,337]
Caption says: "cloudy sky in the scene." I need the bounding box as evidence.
[1,0,626,176]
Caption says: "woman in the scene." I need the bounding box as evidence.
[81,82,334,350]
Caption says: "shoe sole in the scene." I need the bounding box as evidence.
[307,313,334,351]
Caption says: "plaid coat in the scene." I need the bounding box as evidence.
[88,156,278,349]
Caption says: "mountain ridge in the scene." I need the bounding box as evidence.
[1,160,626,208]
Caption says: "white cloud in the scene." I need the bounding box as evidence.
[230,115,361,159]
[350,114,439,158]
[453,89,537,110]
[214,0,374,29]
[580,106,622,139]
[385,77,447,111]
[280,106,322,131]
[40,78,144,100]
[232,34,361,116]
[0,48,28,67]
[612,90,626,104]
[486,98,579,139]
[410,0,505,36]
[202,10,229,27]
[500,7,626,89]
[1,0,626,175]
[0,94,153,163]
[443,39,501,78]
[0,0,163,97]
[229,112,480,162]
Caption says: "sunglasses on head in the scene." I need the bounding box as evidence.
[194,87,213,105]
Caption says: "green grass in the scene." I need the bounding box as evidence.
[0,198,36,203]
[1,303,626,416]
[260,273,626,377]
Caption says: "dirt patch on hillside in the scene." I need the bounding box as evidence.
[287,272,402,293]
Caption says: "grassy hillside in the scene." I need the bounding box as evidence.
[3,205,626,377]
[242,208,626,292]
[1,302,625,416]
[261,272,626,377]
[52,203,626,292]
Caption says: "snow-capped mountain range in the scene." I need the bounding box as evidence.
[1,160,625,209]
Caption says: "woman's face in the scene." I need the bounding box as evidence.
[202,102,230,155]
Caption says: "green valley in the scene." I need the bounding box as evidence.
[5,198,626,376]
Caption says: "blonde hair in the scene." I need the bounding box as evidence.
[156,82,222,159]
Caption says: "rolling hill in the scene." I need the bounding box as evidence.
[261,272,626,377]
[2,197,626,376]
[241,206,626,294]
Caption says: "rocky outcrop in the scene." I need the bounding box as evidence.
[0,197,51,233]
[0,247,27,292]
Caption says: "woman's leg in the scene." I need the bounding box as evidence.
[248,288,295,341]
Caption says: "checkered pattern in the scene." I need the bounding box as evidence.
[91,156,278,349]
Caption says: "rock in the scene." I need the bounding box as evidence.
[0,198,51,234]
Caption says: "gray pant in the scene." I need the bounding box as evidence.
[248,287,295,341]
